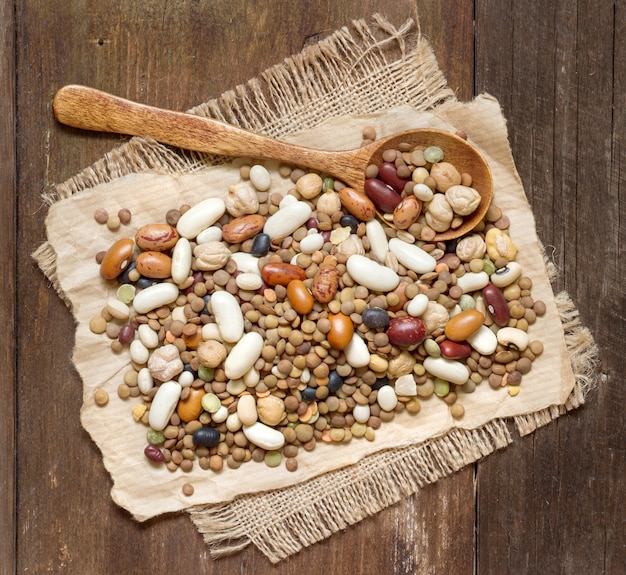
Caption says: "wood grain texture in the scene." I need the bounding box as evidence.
[475,0,626,573]
[0,0,15,573]
[6,0,624,573]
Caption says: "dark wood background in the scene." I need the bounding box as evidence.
[2,1,624,573]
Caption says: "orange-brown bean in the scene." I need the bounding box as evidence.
[286,280,315,315]
[100,238,135,280]
[135,251,173,279]
[326,313,354,350]
[221,214,265,244]
[177,388,206,422]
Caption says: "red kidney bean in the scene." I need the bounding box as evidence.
[378,162,410,193]
[482,283,510,326]
[386,316,427,346]
[118,324,136,345]
[144,444,164,463]
[439,340,473,360]
[364,178,403,213]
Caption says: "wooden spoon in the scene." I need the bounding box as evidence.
[52,84,493,240]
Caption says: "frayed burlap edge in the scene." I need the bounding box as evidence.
[32,13,600,565]
[188,421,512,562]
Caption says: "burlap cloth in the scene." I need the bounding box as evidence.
[34,15,598,563]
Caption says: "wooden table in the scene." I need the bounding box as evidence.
[3,1,624,573]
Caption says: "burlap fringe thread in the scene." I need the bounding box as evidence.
[34,14,599,564]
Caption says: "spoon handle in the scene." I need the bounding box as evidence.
[52,85,358,176]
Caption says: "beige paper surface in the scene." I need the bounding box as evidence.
[45,96,575,521]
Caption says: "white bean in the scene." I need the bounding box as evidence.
[407,293,429,317]
[249,164,271,191]
[377,385,398,411]
[211,405,229,423]
[170,305,188,324]
[395,373,418,396]
[171,237,192,284]
[224,332,264,379]
[106,298,130,320]
[243,422,286,450]
[196,226,223,244]
[226,411,243,432]
[226,378,246,396]
[210,290,244,343]
[132,282,179,314]
[423,356,470,385]
[388,238,437,274]
[343,333,371,368]
[229,252,261,275]
[353,403,371,424]
[365,219,389,263]
[299,231,325,254]
[243,368,260,388]
[263,201,312,239]
[496,327,530,351]
[129,339,149,364]
[235,272,263,291]
[176,197,226,239]
[466,325,498,355]
[137,324,159,349]
[237,394,258,426]
[178,370,195,387]
[201,323,223,342]
[491,261,523,287]
[346,254,399,292]
[148,381,182,431]
[137,367,154,394]
[456,271,490,293]
[278,194,298,208]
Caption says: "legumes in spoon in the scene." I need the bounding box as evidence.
[52,85,492,240]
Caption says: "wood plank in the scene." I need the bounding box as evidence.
[13,1,477,573]
[0,0,15,572]
[475,0,626,573]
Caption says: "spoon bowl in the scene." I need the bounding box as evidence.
[53,85,493,240]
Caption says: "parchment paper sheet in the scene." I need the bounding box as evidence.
[45,97,574,521]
